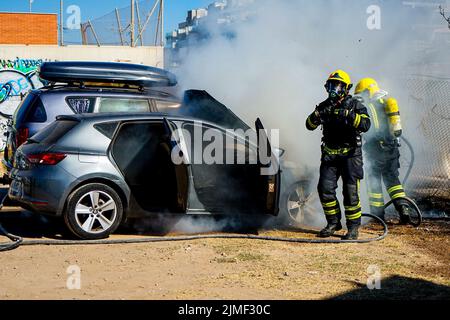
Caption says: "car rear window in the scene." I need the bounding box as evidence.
[13,92,37,126]
[25,96,47,122]
[94,122,119,139]
[30,120,79,145]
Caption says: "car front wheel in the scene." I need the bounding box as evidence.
[282,181,317,227]
[64,183,123,240]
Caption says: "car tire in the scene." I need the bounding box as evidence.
[281,180,317,227]
[64,183,123,240]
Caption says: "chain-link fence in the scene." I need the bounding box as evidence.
[81,0,163,46]
[404,76,450,203]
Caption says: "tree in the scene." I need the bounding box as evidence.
[439,5,450,29]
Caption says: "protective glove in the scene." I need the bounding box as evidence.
[315,105,332,124]
[333,108,356,124]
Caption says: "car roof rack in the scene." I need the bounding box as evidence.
[38,61,177,88]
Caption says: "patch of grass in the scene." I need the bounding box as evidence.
[236,252,266,262]
[214,257,237,264]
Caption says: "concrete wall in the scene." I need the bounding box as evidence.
[0,45,164,67]
[0,13,58,45]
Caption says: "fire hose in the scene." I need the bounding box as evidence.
[0,137,422,252]
[400,136,414,186]
[0,213,388,252]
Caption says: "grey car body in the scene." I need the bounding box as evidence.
[9,113,281,239]
[3,86,181,173]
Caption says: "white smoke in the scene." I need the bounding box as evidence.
[169,0,449,228]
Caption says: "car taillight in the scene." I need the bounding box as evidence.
[16,127,29,147]
[27,153,67,165]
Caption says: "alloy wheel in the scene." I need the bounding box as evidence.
[287,183,317,225]
[74,191,117,234]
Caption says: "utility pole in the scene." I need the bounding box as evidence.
[115,8,125,46]
[130,0,135,47]
[161,0,164,46]
[60,0,64,46]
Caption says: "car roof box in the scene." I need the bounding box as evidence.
[38,61,177,88]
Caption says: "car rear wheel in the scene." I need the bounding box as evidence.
[64,183,123,240]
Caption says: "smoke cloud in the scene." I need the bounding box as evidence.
[169,0,449,229]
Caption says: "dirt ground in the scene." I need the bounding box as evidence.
[0,205,449,300]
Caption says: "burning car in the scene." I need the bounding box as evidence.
[9,113,281,239]
[4,61,314,239]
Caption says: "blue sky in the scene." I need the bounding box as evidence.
[0,0,212,34]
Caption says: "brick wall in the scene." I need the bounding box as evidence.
[0,12,58,45]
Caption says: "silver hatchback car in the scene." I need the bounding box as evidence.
[9,113,281,239]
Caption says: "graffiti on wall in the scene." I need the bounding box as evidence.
[0,58,51,151]
[0,58,51,117]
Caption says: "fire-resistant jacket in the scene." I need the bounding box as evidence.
[364,96,403,149]
[306,95,371,151]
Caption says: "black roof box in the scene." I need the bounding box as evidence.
[38,61,177,88]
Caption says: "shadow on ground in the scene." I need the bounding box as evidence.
[332,275,450,300]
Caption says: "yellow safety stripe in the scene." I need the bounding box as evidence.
[360,114,370,119]
[368,103,379,129]
[353,114,361,128]
[388,185,404,194]
[323,146,351,155]
[370,201,385,207]
[345,202,361,211]
[322,200,337,208]
[369,192,383,199]
[307,117,318,129]
[391,192,406,200]
[324,208,340,215]
[346,211,362,220]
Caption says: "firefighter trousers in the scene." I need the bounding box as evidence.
[318,148,363,227]
[365,145,408,218]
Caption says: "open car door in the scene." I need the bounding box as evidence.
[256,118,281,216]
[163,118,189,213]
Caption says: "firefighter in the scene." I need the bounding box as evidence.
[306,70,371,240]
[355,78,411,224]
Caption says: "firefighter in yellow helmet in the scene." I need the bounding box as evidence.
[306,70,371,240]
[355,78,411,224]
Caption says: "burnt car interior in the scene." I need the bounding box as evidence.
[111,121,183,212]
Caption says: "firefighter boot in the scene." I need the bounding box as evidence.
[398,205,412,225]
[318,215,342,238]
[343,220,360,240]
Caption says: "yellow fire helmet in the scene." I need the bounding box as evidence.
[327,69,352,89]
[325,69,353,99]
[355,78,381,98]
